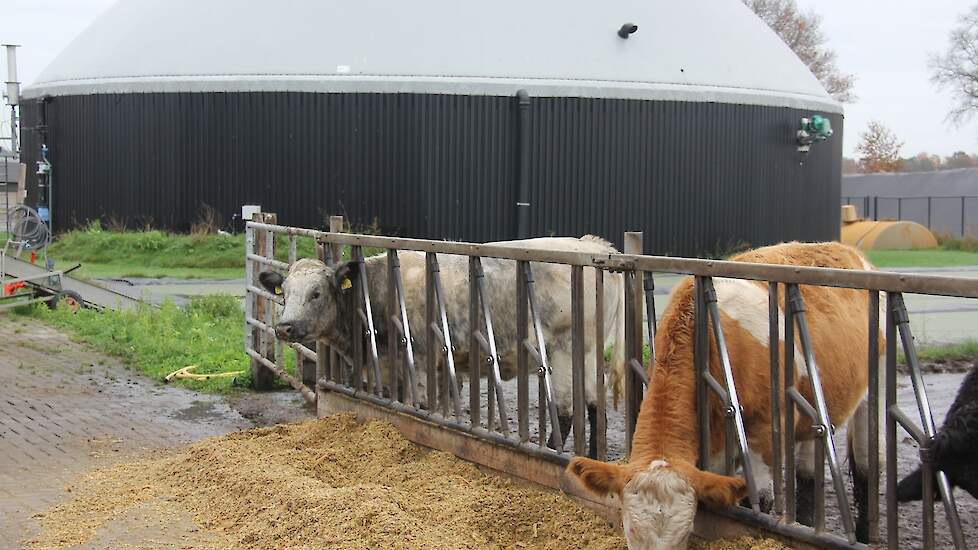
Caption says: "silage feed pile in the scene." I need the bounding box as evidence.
[691,537,790,550]
[28,413,791,550]
[28,414,625,549]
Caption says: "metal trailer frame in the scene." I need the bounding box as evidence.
[0,249,76,311]
[244,218,975,550]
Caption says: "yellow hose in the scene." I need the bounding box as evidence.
[164,365,245,382]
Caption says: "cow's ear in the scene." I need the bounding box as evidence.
[259,271,285,295]
[567,457,626,496]
[333,261,359,293]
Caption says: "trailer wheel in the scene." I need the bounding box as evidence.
[49,290,84,313]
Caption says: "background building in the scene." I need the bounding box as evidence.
[843,168,978,237]
[19,0,843,255]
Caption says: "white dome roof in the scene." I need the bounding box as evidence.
[23,0,841,112]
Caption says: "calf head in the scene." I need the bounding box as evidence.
[568,457,746,550]
[259,258,359,344]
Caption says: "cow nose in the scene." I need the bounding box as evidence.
[278,321,308,342]
[275,321,296,341]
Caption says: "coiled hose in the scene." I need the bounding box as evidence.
[7,205,51,250]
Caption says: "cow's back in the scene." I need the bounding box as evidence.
[388,235,618,353]
[655,241,876,454]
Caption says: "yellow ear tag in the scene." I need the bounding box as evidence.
[274,286,283,295]
[341,278,353,290]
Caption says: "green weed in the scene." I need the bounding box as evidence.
[15,294,296,393]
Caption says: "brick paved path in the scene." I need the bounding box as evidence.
[0,316,254,549]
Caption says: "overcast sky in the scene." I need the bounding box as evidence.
[2,0,977,158]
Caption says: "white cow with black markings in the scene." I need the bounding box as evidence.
[259,235,625,456]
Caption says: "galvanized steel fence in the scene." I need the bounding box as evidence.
[244,217,976,549]
[842,195,978,237]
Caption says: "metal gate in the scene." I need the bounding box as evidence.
[244,216,977,549]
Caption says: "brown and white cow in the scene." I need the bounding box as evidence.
[259,235,626,455]
[567,241,882,549]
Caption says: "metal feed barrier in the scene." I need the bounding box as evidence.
[244,218,976,550]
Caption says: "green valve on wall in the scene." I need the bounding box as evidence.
[796,114,833,152]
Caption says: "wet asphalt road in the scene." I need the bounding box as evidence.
[97,265,978,345]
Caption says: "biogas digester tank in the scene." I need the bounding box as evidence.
[19,0,843,256]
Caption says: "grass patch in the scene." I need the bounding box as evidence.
[864,248,978,268]
[16,294,294,393]
[915,340,978,363]
[65,263,245,280]
[33,221,383,280]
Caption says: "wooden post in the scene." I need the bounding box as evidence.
[325,216,344,385]
[250,212,278,390]
[328,216,344,264]
[307,240,327,391]
[623,232,643,455]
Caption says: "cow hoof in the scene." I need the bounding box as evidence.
[758,488,774,514]
[741,489,774,514]
[796,474,816,527]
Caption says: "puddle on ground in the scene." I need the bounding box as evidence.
[171,400,226,422]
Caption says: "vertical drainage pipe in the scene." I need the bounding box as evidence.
[516,89,531,239]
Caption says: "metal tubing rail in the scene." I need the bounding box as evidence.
[246,349,316,404]
[352,246,384,396]
[246,253,289,271]
[594,269,608,461]
[245,316,317,361]
[701,277,760,511]
[244,222,978,550]
[625,254,978,298]
[428,254,463,419]
[768,282,784,516]
[571,265,586,456]
[246,285,283,306]
[694,277,711,470]
[248,221,616,267]
[643,272,657,369]
[787,284,858,544]
[887,292,967,550]
[388,250,420,407]
[522,261,564,450]
[250,221,978,296]
[471,256,510,434]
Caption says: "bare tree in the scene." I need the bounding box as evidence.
[856,121,904,173]
[900,152,943,173]
[931,5,978,124]
[944,150,978,169]
[743,0,856,102]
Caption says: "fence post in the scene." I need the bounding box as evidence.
[897,198,902,221]
[961,197,967,238]
[325,216,344,386]
[315,240,330,393]
[874,196,879,221]
[623,232,643,455]
[885,293,899,548]
[867,290,880,543]
[768,282,784,515]
[517,260,530,443]
[250,212,277,390]
[293,237,316,390]
[571,264,586,456]
[927,197,932,230]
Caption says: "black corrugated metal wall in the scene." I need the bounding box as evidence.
[20,92,842,256]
